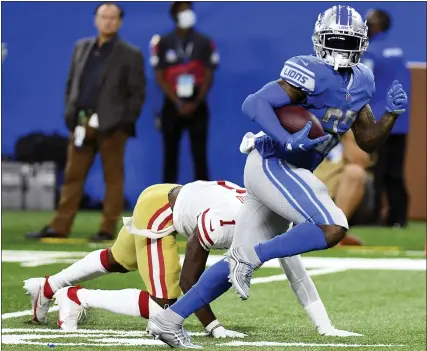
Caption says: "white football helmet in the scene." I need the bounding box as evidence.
[312,5,369,70]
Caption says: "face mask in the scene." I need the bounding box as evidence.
[177,9,196,29]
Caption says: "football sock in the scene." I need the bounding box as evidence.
[278,256,331,329]
[48,249,111,294]
[170,258,231,319]
[76,288,155,318]
[304,300,332,329]
[254,223,328,264]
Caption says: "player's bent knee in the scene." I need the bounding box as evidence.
[319,224,347,248]
[342,164,367,184]
[107,248,131,273]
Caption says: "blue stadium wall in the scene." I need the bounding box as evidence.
[2,2,426,206]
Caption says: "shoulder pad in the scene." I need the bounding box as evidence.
[357,63,376,98]
[280,55,327,95]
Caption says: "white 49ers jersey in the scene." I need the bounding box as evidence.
[173,180,246,251]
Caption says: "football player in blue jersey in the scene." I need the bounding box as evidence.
[147,6,408,348]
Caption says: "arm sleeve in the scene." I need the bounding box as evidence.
[241,81,292,145]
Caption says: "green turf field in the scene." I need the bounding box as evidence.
[1,211,426,350]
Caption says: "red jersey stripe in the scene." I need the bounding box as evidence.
[148,203,170,229]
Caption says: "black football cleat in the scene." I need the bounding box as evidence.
[25,226,68,240]
[88,231,114,242]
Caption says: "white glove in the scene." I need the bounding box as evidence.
[318,325,363,337]
[205,320,248,339]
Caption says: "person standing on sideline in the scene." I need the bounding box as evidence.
[363,9,411,228]
[151,1,219,183]
[26,2,146,242]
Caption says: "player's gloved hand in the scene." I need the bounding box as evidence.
[205,320,248,339]
[317,325,363,337]
[284,121,331,153]
[385,80,408,115]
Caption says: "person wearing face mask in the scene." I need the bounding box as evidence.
[151,1,219,184]
[362,10,411,228]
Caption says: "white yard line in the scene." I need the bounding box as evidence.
[219,341,404,348]
[2,328,405,350]
[2,328,207,337]
[251,267,348,285]
[3,251,426,270]
[2,306,59,320]
[1,329,404,348]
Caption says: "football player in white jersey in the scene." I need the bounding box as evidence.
[25,181,357,339]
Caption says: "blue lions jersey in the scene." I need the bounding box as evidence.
[255,55,375,171]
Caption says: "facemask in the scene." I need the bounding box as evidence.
[177,9,196,29]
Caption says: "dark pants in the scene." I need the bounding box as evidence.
[50,129,128,235]
[161,100,209,183]
[372,134,408,226]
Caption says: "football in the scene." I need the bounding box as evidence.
[274,105,325,139]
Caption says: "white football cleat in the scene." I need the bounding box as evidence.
[318,326,363,337]
[23,277,53,324]
[54,287,86,332]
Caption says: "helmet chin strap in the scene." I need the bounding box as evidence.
[334,53,343,70]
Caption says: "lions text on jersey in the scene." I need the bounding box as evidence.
[255,55,375,171]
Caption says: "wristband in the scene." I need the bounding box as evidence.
[205,319,223,334]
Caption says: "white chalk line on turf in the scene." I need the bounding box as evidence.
[2,329,405,348]
[2,328,405,349]
[251,266,348,285]
[2,267,344,320]
[2,328,207,337]
[2,306,59,320]
[3,251,426,270]
[219,341,404,348]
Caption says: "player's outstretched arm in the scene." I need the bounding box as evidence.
[180,232,215,327]
[241,79,306,146]
[181,231,247,339]
[352,80,408,153]
[352,104,397,153]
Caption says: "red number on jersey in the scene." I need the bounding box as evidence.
[220,220,236,226]
[217,181,246,194]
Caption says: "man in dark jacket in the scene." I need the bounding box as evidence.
[26,2,146,241]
